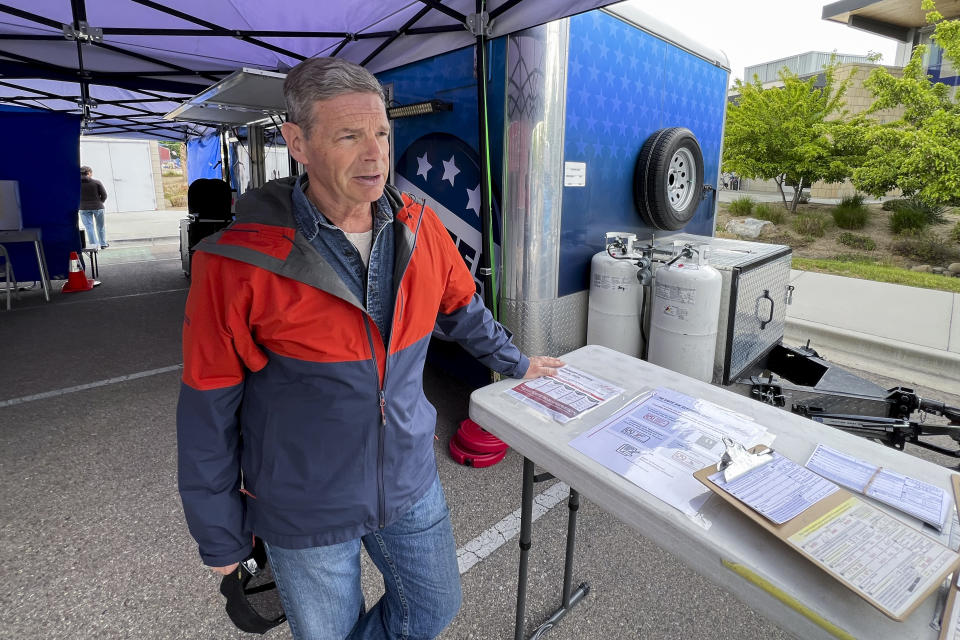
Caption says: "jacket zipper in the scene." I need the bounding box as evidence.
[367,200,426,530]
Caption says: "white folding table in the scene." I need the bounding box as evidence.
[469,344,956,640]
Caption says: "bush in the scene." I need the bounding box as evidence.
[728,196,754,215]
[896,198,946,225]
[891,232,960,264]
[839,194,865,208]
[169,194,187,208]
[883,198,946,224]
[793,213,828,237]
[952,221,960,244]
[831,199,870,229]
[838,232,876,251]
[752,202,784,224]
[889,207,928,234]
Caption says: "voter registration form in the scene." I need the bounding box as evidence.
[806,444,950,530]
[788,498,959,619]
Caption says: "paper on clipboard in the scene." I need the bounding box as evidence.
[806,444,951,530]
[694,451,960,621]
[709,452,838,524]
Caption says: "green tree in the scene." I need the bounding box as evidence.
[852,1,960,204]
[722,61,857,212]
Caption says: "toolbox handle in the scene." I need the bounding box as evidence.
[758,289,774,330]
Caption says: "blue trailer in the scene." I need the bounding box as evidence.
[379,4,730,368]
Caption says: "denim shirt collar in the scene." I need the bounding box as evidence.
[292,174,393,240]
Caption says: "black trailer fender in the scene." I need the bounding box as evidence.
[633,127,704,230]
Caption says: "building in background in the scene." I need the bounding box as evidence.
[823,0,960,87]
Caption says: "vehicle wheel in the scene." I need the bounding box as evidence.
[633,127,704,230]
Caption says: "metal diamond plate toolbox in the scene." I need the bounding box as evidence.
[723,252,793,384]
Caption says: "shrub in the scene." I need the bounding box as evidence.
[839,194,865,208]
[952,221,960,244]
[889,207,928,234]
[728,196,754,215]
[838,232,876,251]
[793,213,828,237]
[896,198,946,225]
[891,232,960,264]
[831,200,869,229]
[882,198,906,211]
[753,202,784,224]
[169,194,187,208]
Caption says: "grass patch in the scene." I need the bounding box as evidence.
[728,196,754,215]
[793,213,828,237]
[831,195,869,229]
[753,202,784,224]
[838,232,876,251]
[793,257,960,293]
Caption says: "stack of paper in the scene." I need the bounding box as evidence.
[805,444,951,531]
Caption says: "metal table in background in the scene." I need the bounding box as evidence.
[469,344,956,640]
[0,228,52,302]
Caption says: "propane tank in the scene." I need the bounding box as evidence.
[587,232,644,358]
[647,245,721,382]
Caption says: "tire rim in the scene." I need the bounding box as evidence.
[666,147,696,212]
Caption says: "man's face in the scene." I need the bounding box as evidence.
[284,92,389,211]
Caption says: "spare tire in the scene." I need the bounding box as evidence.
[633,127,704,230]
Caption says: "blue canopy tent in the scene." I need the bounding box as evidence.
[0,0,614,293]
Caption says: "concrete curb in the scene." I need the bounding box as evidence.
[110,236,179,246]
[784,317,960,395]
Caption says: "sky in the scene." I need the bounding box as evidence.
[626,0,901,82]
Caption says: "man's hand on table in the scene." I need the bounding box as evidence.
[524,356,565,379]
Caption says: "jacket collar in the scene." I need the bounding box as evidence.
[292,174,394,241]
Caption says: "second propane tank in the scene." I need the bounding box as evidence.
[587,233,644,358]
[647,246,722,382]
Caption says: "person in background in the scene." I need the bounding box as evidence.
[79,166,108,249]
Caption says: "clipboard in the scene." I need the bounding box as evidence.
[936,475,960,640]
[694,449,960,622]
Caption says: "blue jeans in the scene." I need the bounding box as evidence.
[265,476,461,640]
[79,209,106,247]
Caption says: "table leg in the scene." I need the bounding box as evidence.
[515,461,591,640]
[32,239,50,302]
[515,457,536,640]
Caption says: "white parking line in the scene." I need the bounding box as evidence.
[0,365,183,408]
[457,480,570,575]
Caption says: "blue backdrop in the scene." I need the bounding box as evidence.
[0,106,82,281]
[186,133,223,182]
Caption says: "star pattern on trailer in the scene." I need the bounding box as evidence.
[442,155,460,186]
[416,152,432,181]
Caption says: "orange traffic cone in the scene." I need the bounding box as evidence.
[61,251,97,293]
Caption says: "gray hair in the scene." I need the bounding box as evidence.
[80,166,92,176]
[284,57,386,137]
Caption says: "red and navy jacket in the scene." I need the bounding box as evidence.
[177,178,528,566]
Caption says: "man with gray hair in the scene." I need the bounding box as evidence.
[177,56,562,639]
